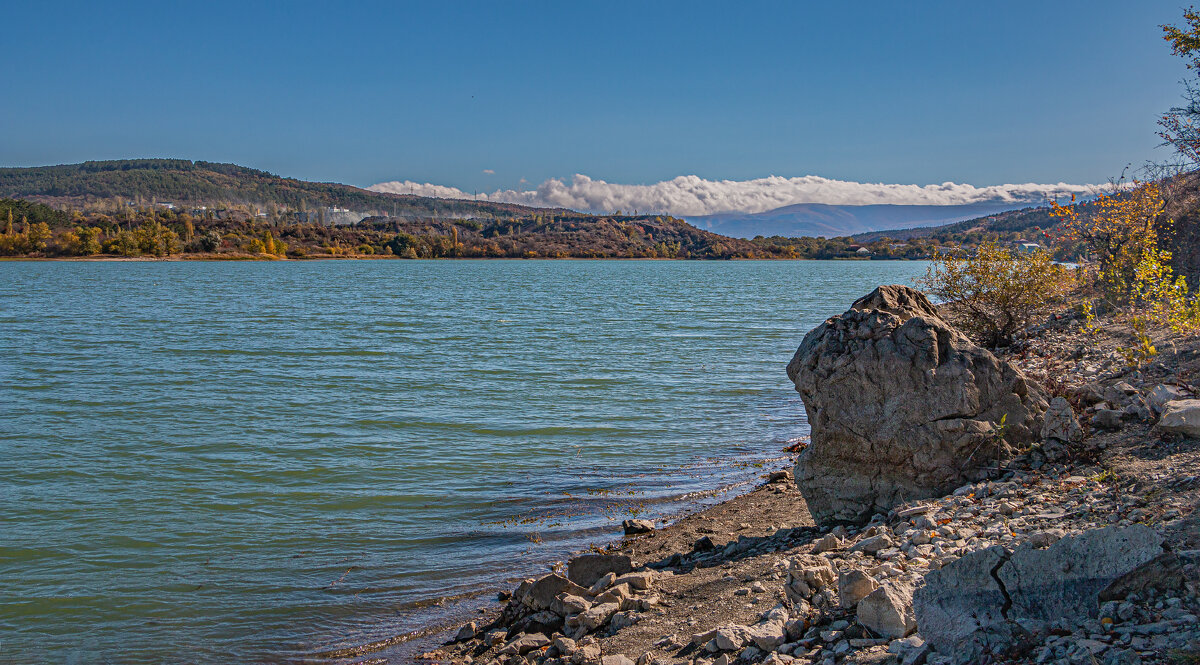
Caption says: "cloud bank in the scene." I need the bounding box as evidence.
[368,174,1097,216]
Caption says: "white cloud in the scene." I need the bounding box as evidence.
[368,174,1098,216]
[482,169,495,175]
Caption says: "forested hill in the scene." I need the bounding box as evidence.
[0,159,552,219]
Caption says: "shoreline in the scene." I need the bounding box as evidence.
[327,466,809,664]
[307,461,799,664]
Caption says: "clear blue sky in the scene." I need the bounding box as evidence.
[0,1,1190,192]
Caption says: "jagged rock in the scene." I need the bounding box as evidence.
[601,656,635,665]
[455,621,477,641]
[851,534,894,554]
[588,572,617,596]
[500,632,551,655]
[913,526,1183,664]
[568,554,633,588]
[1159,399,1200,438]
[524,574,590,610]
[912,545,1014,663]
[1041,396,1083,443]
[572,642,602,665]
[856,581,917,639]
[551,593,592,616]
[1148,385,1188,413]
[999,525,1182,621]
[594,583,632,606]
[553,636,577,656]
[812,533,843,554]
[575,602,619,631]
[622,519,655,535]
[1092,408,1124,430]
[769,469,793,483]
[693,536,716,553]
[613,571,654,590]
[785,285,1046,524]
[785,555,837,602]
[839,570,880,608]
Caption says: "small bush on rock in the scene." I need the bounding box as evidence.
[918,243,1074,347]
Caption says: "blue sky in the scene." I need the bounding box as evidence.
[0,1,1191,201]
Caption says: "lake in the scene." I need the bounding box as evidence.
[0,259,928,663]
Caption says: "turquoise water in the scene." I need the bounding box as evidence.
[0,259,927,664]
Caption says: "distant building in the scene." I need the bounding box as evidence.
[1017,242,1041,253]
[856,246,871,255]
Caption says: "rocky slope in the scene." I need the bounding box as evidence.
[397,288,1200,665]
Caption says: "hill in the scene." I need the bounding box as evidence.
[686,201,1033,239]
[0,159,553,220]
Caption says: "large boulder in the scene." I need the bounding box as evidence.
[913,525,1183,664]
[786,285,1046,524]
[1159,399,1200,438]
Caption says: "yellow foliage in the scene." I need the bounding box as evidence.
[918,243,1075,347]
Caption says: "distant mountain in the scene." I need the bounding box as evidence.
[0,159,556,220]
[685,201,1036,239]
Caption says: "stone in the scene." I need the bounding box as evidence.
[551,593,592,616]
[1148,385,1188,413]
[574,601,619,631]
[1041,397,1083,443]
[573,643,602,665]
[812,533,843,554]
[693,536,716,553]
[524,574,590,610]
[500,632,551,655]
[785,555,837,602]
[785,285,1046,524]
[623,519,655,535]
[856,582,917,639]
[455,621,477,641]
[914,526,1183,664]
[839,570,880,608]
[553,636,577,656]
[912,545,1014,663]
[1159,399,1200,438]
[568,554,633,588]
[1000,525,1183,620]
[1092,409,1124,430]
[851,534,894,554]
[770,469,794,483]
[613,571,654,590]
[588,572,617,596]
[602,656,635,665]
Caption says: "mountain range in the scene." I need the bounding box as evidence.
[684,201,1040,239]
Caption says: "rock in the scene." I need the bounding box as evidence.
[609,611,639,630]
[568,554,633,588]
[553,636,577,656]
[769,469,793,483]
[524,574,591,610]
[785,555,837,602]
[856,582,917,639]
[1092,409,1124,430]
[551,593,592,616]
[576,602,620,631]
[595,583,633,606]
[500,632,551,655]
[1159,399,1200,438]
[785,285,1046,524]
[839,570,880,608]
[693,536,716,553]
[748,620,788,651]
[1148,385,1188,413]
[602,656,635,665]
[912,545,1014,663]
[851,534,894,554]
[484,630,508,646]
[1041,396,1083,443]
[455,621,477,641]
[622,519,655,535]
[914,526,1183,664]
[999,525,1183,621]
[812,533,843,554]
[572,643,602,665]
[613,571,654,590]
[588,572,617,596]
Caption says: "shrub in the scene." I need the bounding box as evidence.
[918,242,1075,347]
